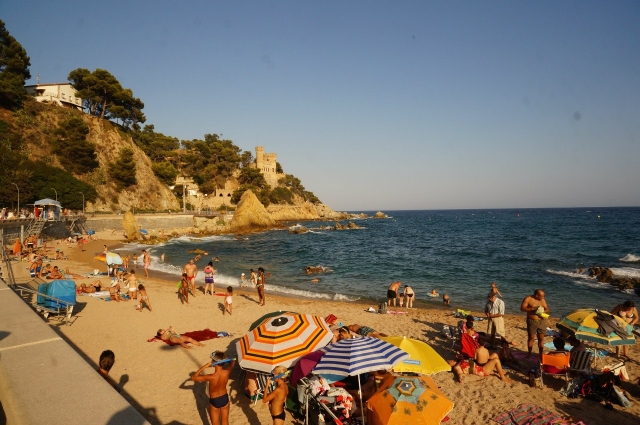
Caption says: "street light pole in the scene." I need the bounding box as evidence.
[51,187,58,201]
[78,192,85,215]
[183,183,186,213]
[12,183,19,215]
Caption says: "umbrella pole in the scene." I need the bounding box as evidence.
[358,375,365,425]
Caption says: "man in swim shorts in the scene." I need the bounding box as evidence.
[191,351,235,425]
[347,324,388,339]
[521,289,550,357]
[387,281,402,307]
[183,259,198,297]
[264,365,289,425]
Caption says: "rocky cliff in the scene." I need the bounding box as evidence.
[230,189,277,233]
[267,202,348,221]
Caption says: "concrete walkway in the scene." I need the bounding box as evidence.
[0,280,149,425]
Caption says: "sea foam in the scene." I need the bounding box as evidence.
[620,254,640,262]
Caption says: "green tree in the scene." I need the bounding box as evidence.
[231,185,271,207]
[238,167,267,188]
[0,20,31,109]
[278,174,321,204]
[132,124,179,161]
[240,150,254,168]
[108,148,137,189]
[30,162,97,209]
[151,161,178,186]
[276,162,283,173]
[53,117,99,174]
[269,186,294,205]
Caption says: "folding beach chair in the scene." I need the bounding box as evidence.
[540,352,570,388]
[569,350,593,376]
[442,325,461,353]
[253,372,275,406]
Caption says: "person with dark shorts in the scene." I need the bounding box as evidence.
[403,285,415,308]
[520,289,550,357]
[264,365,289,425]
[387,281,402,307]
[192,351,235,425]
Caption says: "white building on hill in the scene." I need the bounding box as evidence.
[25,83,83,110]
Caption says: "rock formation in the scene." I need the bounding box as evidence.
[229,190,276,233]
[374,211,387,218]
[588,266,640,291]
[122,211,141,240]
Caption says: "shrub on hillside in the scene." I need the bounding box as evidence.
[53,117,99,174]
[151,161,178,186]
[108,148,137,189]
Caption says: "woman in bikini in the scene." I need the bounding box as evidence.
[191,351,235,425]
[612,300,638,357]
[257,267,266,306]
[157,326,205,349]
[203,261,215,296]
[404,285,415,308]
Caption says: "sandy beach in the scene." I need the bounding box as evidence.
[15,231,640,425]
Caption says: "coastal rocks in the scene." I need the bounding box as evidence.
[267,202,319,221]
[305,266,327,274]
[289,224,309,234]
[588,266,640,291]
[374,211,387,218]
[122,211,141,240]
[334,222,362,230]
[229,190,276,233]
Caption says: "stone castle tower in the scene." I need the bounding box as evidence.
[255,146,283,187]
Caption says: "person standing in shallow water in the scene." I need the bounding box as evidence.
[203,261,215,296]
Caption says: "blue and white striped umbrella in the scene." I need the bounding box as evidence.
[312,337,409,377]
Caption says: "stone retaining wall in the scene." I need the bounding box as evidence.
[85,214,195,232]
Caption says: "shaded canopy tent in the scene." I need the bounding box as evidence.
[32,198,62,221]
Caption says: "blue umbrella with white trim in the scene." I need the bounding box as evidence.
[312,337,409,424]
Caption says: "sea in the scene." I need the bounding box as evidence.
[115,208,640,318]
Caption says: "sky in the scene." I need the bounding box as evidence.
[2,1,639,210]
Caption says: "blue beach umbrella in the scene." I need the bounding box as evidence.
[312,337,409,425]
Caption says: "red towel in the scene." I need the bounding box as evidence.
[148,328,219,345]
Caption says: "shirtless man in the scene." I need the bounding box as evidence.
[520,289,550,357]
[142,249,151,278]
[48,266,64,279]
[387,281,402,307]
[183,259,199,297]
[79,281,103,293]
[191,351,235,425]
[263,366,289,425]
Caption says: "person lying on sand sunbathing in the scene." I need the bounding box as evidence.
[448,343,512,383]
[157,326,206,349]
[78,281,104,293]
[347,324,388,339]
[332,326,352,342]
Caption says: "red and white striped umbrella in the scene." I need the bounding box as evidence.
[236,312,333,373]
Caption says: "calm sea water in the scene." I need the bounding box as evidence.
[117,208,640,317]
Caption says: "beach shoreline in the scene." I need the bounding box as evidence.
[11,230,640,425]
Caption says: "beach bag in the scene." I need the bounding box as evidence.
[378,302,387,314]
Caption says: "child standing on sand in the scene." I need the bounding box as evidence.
[136,284,152,312]
[223,286,233,315]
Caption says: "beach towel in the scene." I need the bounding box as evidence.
[147,328,219,344]
[493,403,561,425]
[387,310,407,315]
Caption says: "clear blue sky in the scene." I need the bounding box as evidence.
[3,1,639,210]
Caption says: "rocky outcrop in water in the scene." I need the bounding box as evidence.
[334,222,362,230]
[229,190,277,233]
[588,266,640,291]
[374,211,388,218]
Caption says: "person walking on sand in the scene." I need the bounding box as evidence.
[192,351,235,425]
[136,284,152,312]
[264,366,289,425]
[257,267,266,306]
[142,249,151,278]
[403,285,415,309]
[387,281,402,307]
[183,259,199,297]
[179,273,190,304]
[203,261,215,295]
[223,286,233,315]
[521,289,550,357]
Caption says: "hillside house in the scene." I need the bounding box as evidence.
[25,83,83,111]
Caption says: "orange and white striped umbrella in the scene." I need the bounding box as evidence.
[236,313,333,373]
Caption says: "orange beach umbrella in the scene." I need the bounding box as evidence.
[236,312,333,373]
[367,375,454,425]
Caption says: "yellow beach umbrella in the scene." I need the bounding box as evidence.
[381,336,451,375]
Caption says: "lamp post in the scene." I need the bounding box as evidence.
[78,192,85,215]
[12,183,19,216]
[51,187,58,201]
[182,183,187,213]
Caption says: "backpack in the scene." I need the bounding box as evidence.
[378,302,387,314]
